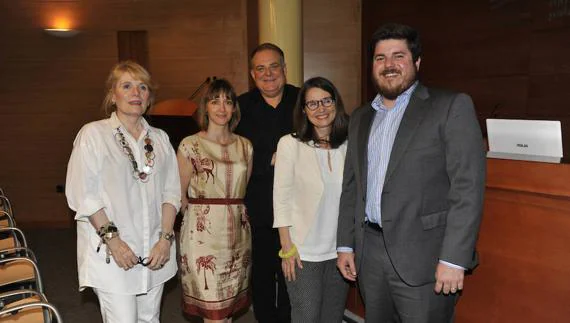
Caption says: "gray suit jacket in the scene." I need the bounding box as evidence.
[337,83,486,286]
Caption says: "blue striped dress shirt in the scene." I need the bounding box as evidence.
[365,82,418,225]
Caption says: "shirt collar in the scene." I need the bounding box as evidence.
[253,84,293,106]
[109,112,151,133]
[371,81,419,112]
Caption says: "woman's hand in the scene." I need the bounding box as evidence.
[281,245,303,281]
[147,239,171,271]
[106,237,138,271]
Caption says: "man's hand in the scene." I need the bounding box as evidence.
[337,252,357,281]
[434,263,464,294]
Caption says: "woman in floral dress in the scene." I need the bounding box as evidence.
[177,79,252,323]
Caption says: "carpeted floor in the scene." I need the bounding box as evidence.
[26,228,256,323]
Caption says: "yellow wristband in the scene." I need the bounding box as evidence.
[278,245,298,259]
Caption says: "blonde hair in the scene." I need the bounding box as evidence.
[197,78,241,131]
[101,61,156,116]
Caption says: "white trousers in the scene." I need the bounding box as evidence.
[92,284,165,323]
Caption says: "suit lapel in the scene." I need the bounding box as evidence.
[384,84,430,183]
[357,105,376,193]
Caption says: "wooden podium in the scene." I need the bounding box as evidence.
[345,158,570,322]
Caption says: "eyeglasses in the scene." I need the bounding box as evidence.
[304,97,335,111]
[137,256,151,266]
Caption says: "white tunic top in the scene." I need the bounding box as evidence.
[298,147,344,261]
[65,112,181,295]
[273,134,346,262]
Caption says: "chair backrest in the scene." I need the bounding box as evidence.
[0,227,27,249]
[0,294,44,322]
[0,210,15,228]
[0,256,43,293]
[0,196,12,216]
[0,293,62,323]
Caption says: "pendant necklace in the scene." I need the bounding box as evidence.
[316,138,333,172]
[114,127,155,182]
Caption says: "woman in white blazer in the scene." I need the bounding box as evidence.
[273,77,349,323]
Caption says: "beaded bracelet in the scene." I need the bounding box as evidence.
[96,222,120,264]
[97,222,118,239]
[278,244,298,259]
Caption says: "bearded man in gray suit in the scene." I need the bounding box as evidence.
[336,23,486,322]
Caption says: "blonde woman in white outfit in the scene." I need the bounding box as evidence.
[66,61,181,323]
[273,77,350,323]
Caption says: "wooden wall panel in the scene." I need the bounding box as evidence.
[445,76,529,133]
[0,0,362,228]
[0,0,249,228]
[421,30,530,82]
[457,187,570,323]
[529,26,570,75]
[528,73,570,117]
[303,0,361,113]
[117,30,149,68]
[361,0,570,146]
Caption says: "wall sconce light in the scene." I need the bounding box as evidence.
[44,28,80,38]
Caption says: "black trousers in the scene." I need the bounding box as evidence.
[251,226,291,323]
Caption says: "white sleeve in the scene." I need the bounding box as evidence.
[273,135,296,228]
[159,130,181,212]
[65,125,105,221]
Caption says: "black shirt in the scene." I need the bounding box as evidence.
[235,84,300,228]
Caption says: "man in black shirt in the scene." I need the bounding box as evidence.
[235,43,299,323]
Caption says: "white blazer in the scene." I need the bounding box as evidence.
[273,134,347,245]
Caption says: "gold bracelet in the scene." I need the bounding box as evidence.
[278,244,298,259]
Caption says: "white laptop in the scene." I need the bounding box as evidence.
[486,119,563,163]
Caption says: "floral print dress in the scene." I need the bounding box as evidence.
[178,134,252,320]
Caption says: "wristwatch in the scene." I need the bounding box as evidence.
[159,231,175,243]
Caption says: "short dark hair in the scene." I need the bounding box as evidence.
[197,78,240,131]
[293,77,349,149]
[249,43,285,69]
[369,23,422,63]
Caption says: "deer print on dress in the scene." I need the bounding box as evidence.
[186,140,216,184]
[190,157,215,183]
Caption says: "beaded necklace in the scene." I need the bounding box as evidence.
[114,127,155,182]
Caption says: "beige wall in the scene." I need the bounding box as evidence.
[0,0,361,227]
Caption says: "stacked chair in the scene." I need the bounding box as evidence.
[0,188,63,322]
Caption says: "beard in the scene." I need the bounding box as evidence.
[374,67,418,100]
